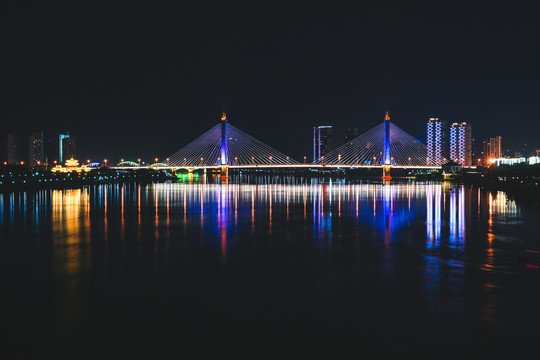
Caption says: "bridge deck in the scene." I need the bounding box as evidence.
[109,164,445,170]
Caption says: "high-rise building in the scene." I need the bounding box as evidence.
[58,134,75,164]
[426,118,449,165]
[481,136,502,164]
[489,136,502,158]
[61,136,76,163]
[345,127,359,143]
[28,131,44,167]
[313,126,333,161]
[7,132,20,164]
[449,122,472,166]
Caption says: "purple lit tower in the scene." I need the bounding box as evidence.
[220,113,228,165]
[383,112,391,165]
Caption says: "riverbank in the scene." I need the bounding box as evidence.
[456,164,540,208]
[0,166,174,193]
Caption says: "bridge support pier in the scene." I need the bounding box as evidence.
[220,166,228,182]
[382,166,392,181]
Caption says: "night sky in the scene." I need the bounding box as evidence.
[2,1,539,162]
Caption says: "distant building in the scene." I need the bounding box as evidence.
[482,136,502,164]
[61,136,76,163]
[344,127,359,143]
[59,133,77,163]
[426,118,449,165]
[313,126,333,161]
[59,134,69,163]
[449,122,472,166]
[7,132,20,164]
[490,136,502,158]
[28,131,44,167]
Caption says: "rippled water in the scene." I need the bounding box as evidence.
[1,180,539,358]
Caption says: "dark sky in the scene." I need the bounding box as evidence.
[2,0,539,161]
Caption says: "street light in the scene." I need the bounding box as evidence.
[269,156,272,164]
[304,156,307,163]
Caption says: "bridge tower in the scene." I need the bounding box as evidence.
[220,113,229,181]
[382,112,392,181]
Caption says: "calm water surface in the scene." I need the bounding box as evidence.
[1,180,539,358]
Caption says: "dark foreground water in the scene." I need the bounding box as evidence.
[1,180,540,358]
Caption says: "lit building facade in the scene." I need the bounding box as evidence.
[449,122,472,166]
[313,126,333,161]
[59,133,69,163]
[426,118,449,165]
[28,131,44,167]
[489,136,502,158]
[59,133,76,163]
[482,136,502,165]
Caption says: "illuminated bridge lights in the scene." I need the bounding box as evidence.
[313,120,428,166]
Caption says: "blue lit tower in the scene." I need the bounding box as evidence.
[220,113,229,181]
[383,112,391,165]
[382,112,392,181]
[220,113,228,165]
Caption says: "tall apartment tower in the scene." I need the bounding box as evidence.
[449,122,472,166]
[58,133,72,163]
[61,137,76,162]
[7,132,20,164]
[344,127,359,144]
[489,136,502,158]
[313,126,333,161]
[426,118,449,165]
[28,131,44,167]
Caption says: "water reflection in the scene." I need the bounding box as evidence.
[0,181,526,289]
[51,189,91,277]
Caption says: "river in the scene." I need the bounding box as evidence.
[1,179,539,358]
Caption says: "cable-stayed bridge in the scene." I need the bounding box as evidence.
[112,113,439,175]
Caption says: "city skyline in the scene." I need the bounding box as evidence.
[1,2,539,162]
[2,112,537,165]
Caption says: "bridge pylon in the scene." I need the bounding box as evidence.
[382,112,392,181]
[220,112,229,181]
